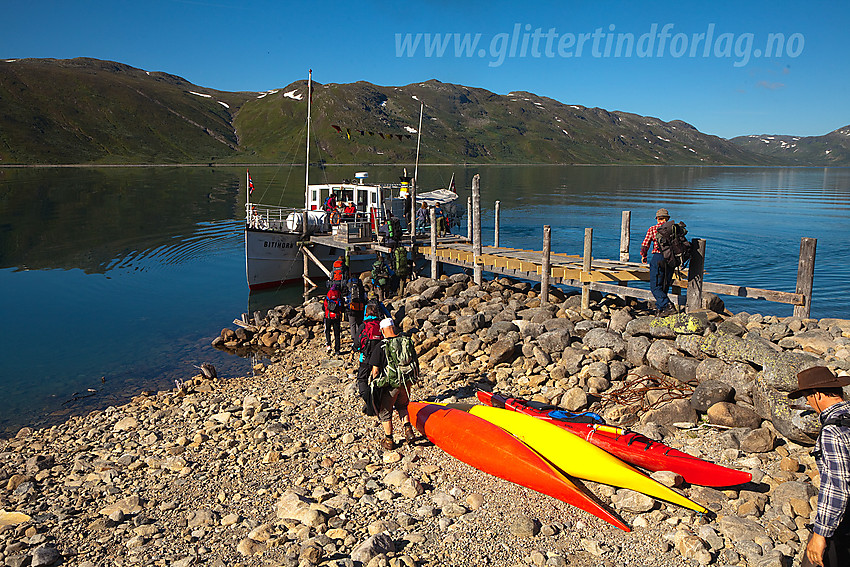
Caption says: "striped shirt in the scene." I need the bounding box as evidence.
[813,400,850,538]
[640,221,665,257]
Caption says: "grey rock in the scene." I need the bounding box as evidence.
[582,328,627,357]
[30,545,61,567]
[706,402,762,429]
[609,308,634,333]
[509,515,539,537]
[691,380,735,412]
[350,533,395,564]
[626,335,651,366]
[488,337,516,366]
[645,339,679,374]
[640,399,697,426]
[740,427,776,453]
[536,328,572,354]
[667,354,699,383]
[456,313,485,335]
[614,489,655,513]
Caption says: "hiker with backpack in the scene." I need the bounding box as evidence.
[354,304,382,416]
[787,367,850,567]
[371,254,393,301]
[392,246,411,296]
[331,255,349,291]
[369,318,419,450]
[346,274,366,342]
[640,208,682,316]
[323,283,345,355]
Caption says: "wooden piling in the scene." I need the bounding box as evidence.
[581,228,593,310]
[467,196,472,241]
[494,200,501,247]
[430,207,438,279]
[472,174,482,285]
[541,225,551,304]
[686,238,706,313]
[620,211,631,262]
[793,237,817,318]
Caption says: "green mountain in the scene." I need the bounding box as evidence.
[0,57,838,166]
[730,127,850,166]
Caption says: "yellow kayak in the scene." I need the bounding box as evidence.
[448,403,706,513]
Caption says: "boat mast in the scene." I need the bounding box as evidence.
[305,69,312,209]
[414,102,423,187]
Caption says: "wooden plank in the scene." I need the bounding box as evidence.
[701,282,804,305]
[301,245,332,277]
[794,237,817,317]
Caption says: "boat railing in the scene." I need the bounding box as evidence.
[246,203,300,231]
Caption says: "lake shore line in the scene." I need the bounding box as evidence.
[2,274,849,566]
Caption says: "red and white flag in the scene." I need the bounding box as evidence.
[248,170,254,195]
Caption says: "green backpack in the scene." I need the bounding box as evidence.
[393,247,409,278]
[373,335,418,388]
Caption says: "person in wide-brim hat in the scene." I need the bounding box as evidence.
[789,366,850,567]
[787,366,850,399]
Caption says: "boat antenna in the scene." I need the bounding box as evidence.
[305,69,312,209]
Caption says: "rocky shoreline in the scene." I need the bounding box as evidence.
[3,273,849,567]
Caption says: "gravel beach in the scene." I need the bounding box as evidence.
[3,273,848,567]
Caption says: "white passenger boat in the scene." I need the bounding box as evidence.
[244,71,460,290]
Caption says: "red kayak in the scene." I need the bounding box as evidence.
[407,402,630,531]
[476,391,752,488]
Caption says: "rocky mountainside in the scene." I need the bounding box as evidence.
[0,57,842,166]
[730,126,850,166]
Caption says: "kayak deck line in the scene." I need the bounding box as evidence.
[477,390,753,488]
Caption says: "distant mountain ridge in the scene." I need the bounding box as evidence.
[0,57,846,165]
[730,127,850,166]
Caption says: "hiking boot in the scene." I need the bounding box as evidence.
[380,436,394,451]
[661,304,678,316]
[403,424,415,444]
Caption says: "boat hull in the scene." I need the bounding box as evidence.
[477,391,752,487]
[407,402,629,531]
[453,403,706,513]
[245,227,375,290]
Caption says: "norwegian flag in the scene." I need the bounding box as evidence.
[248,170,254,195]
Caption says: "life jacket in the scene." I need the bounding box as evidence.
[393,247,409,278]
[347,277,365,313]
[655,220,692,268]
[331,258,347,284]
[323,288,343,320]
[372,335,418,388]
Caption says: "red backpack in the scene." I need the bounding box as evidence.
[358,319,381,355]
[324,288,342,320]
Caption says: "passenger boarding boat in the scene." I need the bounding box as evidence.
[244,71,461,290]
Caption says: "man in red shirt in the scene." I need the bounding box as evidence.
[640,208,676,315]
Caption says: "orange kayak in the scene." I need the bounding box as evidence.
[407,402,630,531]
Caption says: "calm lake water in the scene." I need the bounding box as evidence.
[1,165,849,434]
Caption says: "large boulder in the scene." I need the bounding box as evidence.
[582,328,627,358]
[706,402,762,429]
[626,336,651,367]
[690,381,735,412]
[667,355,699,383]
[456,313,485,335]
[645,340,679,374]
[489,337,517,366]
[640,399,697,426]
[536,328,572,354]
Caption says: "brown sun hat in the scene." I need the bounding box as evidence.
[655,208,670,219]
[787,366,850,399]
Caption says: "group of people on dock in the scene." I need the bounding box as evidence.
[322,257,420,451]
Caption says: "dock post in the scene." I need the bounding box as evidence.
[686,238,706,313]
[620,211,631,262]
[494,200,501,247]
[581,228,593,310]
[472,174,482,285]
[541,225,551,304]
[793,237,817,318]
[430,207,439,279]
[302,244,310,293]
[467,196,472,241]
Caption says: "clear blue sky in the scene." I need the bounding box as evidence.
[2,0,847,138]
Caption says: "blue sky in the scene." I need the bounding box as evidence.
[2,0,847,138]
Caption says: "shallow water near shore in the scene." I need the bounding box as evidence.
[1,164,849,434]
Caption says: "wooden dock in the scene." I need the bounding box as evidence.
[303,173,816,316]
